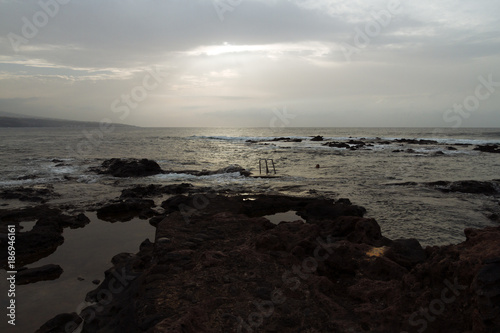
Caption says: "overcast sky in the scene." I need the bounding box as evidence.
[0,0,499,127]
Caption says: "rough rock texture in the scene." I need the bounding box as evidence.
[44,194,500,333]
[91,158,164,177]
[0,185,60,203]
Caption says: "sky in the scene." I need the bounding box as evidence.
[0,0,499,128]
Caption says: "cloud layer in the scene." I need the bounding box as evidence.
[1,0,499,127]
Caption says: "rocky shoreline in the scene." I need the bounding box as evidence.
[23,190,499,332]
[1,158,499,332]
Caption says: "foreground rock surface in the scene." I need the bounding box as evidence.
[41,195,500,333]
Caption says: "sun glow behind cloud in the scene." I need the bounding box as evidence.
[0,0,499,127]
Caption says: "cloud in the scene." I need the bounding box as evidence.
[0,0,499,127]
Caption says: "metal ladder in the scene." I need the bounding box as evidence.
[258,159,276,175]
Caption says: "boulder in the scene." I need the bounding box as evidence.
[91,158,163,177]
[310,135,324,141]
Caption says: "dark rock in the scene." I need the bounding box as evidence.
[426,180,499,195]
[40,194,500,333]
[35,313,82,333]
[16,174,38,180]
[433,150,445,155]
[472,258,500,329]
[474,144,500,153]
[120,183,195,199]
[0,186,60,203]
[17,264,63,285]
[323,142,350,149]
[92,279,100,285]
[395,138,438,144]
[0,208,88,266]
[310,135,324,141]
[385,238,426,269]
[447,146,458,150]
[96,198,156,222]
[91,158,164,177]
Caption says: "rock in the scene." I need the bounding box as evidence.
[17,264,63,285]
[165,164,251,177]
[425,180,499,195]
[96,198,156,222]
[385,238,426,269]
[91,158,164,177]
[0,207,89,266]
[0,185,60,203]
[433,150,445,155]
[40,194,500,333]
[92,279,100,285]
[35,313,82,333]
[472,258,500,329]
[322,142,350,149]
[395,138,438,144]
[447,146,457,150]
[120,183,196,199]
[474,144,500,153]
[310,135,324,141]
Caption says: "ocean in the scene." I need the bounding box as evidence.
[1,127,499,332]
[1,127,499,245]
